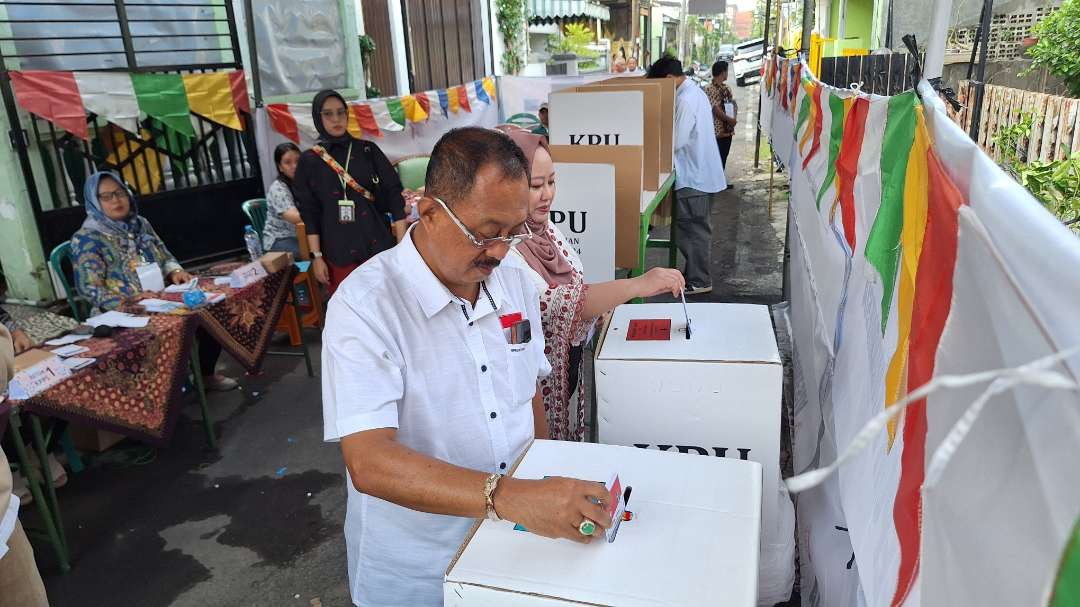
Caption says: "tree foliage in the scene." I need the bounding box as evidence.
[993,113,1080,233]
[1026,0,1080,97]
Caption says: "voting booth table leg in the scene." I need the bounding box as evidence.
[7,408,70,572]
[187,341,217,450]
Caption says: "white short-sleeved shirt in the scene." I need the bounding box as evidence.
[322,228,551,606]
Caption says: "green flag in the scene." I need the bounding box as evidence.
[131,73,194,141]
[865,92,918,334]
[386,97,405,127]
[816,93,847,209]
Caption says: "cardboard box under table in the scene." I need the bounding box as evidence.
[445,440,762,606]
[595,303,783,527]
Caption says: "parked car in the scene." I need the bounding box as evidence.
[732,38,766,86]
[717,44,735,63]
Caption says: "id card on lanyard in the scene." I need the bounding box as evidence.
[338,143,355,224]
[135,261,164,292]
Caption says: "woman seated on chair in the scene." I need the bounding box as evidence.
[263,142,303,257]
[70,170,238,391]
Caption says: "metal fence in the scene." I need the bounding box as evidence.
[818,52,920,96]
[0,0,261,264]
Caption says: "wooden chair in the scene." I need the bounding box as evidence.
[276,222,323,348]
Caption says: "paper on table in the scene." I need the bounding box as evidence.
[138,298,184,313]
[50,344,89,358]
[205,293,225,304]
[163,278,199,293]
[86,311,150,328]
[213,277,231,286]
[62,357,96,371]
[44,334,91,346]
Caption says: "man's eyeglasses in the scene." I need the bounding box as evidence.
[320,108,349,120]
[98,189,130,204]
[429,196,533,249]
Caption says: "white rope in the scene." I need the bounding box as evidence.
[785,346,1080,494]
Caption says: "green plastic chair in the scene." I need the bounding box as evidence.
[49,242,90,322]
[393,156,430,191]
[506,112,542,130]
[241,198,267,241]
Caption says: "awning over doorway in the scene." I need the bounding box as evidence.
[530,0,611,21]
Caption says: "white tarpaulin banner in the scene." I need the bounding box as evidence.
[761,56,1080,606]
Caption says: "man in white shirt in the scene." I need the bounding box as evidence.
[322,127,612,606]
[649,56,727,295]
[0,326,49,606]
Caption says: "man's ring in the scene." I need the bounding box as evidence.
[578,519,596,536]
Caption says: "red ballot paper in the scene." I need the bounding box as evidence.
[626,319,671,341]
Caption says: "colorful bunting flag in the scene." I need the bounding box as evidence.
[182,72,242,131]
[414,92,432,118]
[267,103,299,143]
[815,93,847,210]
[448,88,461,114]
[228,70,250,115]
[386,97,406,127]
[72,72,139,135]
[131,73,194,140]
[10,71,88,139]
[474,80,491,105]
[400,95,428,123]
[482,76,497,102]
[369,99,405,132]
[438,89,450,116]
[352,103,380,138]
[834,96,870,251]
[457,86,472,113]
[865,92,918,335]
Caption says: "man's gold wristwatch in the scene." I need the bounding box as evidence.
[483,473,501,521]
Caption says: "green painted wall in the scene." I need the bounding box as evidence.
[846,0,873,47]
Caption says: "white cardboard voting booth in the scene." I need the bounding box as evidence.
[445,440,762,606]
[594,303,783,528]
[550,162,616,284]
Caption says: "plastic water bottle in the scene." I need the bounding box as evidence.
[243,225,263,262]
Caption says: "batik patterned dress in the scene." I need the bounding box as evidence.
[71,217,182,313]
[511,222,596,441]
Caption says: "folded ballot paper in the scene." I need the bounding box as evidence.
[86,311,150,329]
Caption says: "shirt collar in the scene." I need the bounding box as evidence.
[398,228,510,323]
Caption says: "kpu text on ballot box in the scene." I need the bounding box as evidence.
[594,303,783,526]
[445,440,761,606]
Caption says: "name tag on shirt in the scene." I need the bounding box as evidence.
[136,262,165,292]
[338,199,355,223]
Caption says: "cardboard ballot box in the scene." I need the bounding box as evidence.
[595,303,783,527]
[445,440,761,606]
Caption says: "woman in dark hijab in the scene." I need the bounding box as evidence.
[293,90,407,295]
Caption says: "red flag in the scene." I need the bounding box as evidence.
[457,86,471,113]
[10,70,88,139]
[352,104,381,138]
[229,70,250,114]
[835,97,869,251]
[266,104,299,143]
[802,84,824,170]
[890,135,967,607]
[415,92,431,117]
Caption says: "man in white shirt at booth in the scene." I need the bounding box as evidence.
[321,127,612,606]
[648,56,728,295]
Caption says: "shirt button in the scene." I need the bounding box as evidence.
[490,411,497,419]
[500,462,507,470]
[480,365,487,372]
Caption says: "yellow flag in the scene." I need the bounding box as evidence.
[401,95,428,122]
[182,72,242,130]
